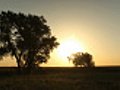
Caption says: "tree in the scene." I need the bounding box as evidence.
[0,11,59,68]
[68,52,95,67]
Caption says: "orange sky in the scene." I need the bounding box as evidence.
[0,0,120,67]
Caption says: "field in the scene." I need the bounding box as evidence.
[0,67,120,90]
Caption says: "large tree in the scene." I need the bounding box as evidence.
[68,52,95,67]
[0,11,59,68]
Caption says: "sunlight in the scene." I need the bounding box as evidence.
[57,39,84,62]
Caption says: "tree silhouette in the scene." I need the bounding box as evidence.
[68,52,95,67]
[0,11,59,68]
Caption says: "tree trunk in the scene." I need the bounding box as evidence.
[17,59,21,69]
[14,52,22,69]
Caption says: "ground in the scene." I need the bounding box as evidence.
[0,67,120,90]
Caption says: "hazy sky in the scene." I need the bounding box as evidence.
[0,0,120,67]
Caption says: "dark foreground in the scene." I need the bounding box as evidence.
[0,67,120,90]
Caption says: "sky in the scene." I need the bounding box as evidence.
[0,0,120,67]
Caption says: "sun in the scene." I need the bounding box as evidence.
[57,40,84,62]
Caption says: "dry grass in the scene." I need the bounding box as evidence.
[0,67,120,90]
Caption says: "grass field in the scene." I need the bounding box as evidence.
[0,67,120,90]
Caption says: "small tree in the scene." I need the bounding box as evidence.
[68,52,95,67]
[0,11,59,68]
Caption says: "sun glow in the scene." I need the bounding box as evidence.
[58,40,84,62]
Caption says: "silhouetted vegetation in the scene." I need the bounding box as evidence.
[0,67,120,90]
[68,52,95,67]
[0,11,59,69]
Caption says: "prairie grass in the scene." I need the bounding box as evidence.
[0,67,120,90]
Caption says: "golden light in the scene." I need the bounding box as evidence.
[57,39,84,62]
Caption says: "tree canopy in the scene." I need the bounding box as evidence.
[68,52,95,67]
[0,11,59,68]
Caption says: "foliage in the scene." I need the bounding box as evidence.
[68,52,95,67]
[0,11,59,68]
